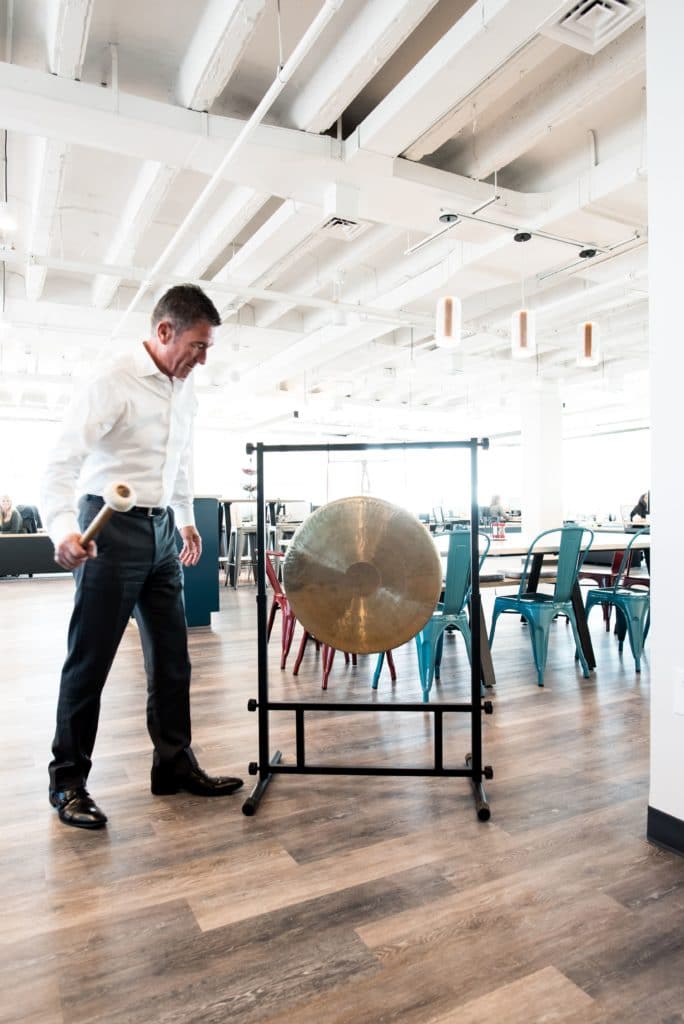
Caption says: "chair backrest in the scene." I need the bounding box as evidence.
[265,550,284,596]
[16,505,35,533]
[611,528,649,592]
[477,530,491,569]
[518,526,594,603]
[442,530,473,615]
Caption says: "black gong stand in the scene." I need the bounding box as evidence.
[241,439,494,820]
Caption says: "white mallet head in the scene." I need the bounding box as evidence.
[102,481,137,513]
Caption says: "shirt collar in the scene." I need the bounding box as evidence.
[133,342,169,379]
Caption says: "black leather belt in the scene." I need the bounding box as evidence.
[85,495,166,517]
[130,505,167,517]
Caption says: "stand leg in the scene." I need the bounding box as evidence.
[465,753,490,821]
[242,751,282,816]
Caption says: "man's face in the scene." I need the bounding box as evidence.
[155,319,214,380]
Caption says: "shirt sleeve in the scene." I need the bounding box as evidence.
[40,373,123,545]
[170,395,197,531]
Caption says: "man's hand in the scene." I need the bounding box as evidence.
[55,533,97,570]
[179,525,202,566]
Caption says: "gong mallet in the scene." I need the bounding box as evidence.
[79,481,137,546]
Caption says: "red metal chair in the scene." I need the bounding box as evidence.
[293,631,396,690]
[265,551,297,669]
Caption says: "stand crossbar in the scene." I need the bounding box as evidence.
[241,438,493,821]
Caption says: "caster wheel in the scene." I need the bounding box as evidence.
[248,761,258,775]
[484,765,494,780]
[242,799,257,816]
[247,699,257,712]
[483,701,493,715]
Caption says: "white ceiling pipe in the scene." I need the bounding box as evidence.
[112,0,345,339]
[23,253,433,329]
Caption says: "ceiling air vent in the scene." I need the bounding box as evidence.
[542,0,644,55]
[321,217,367,242]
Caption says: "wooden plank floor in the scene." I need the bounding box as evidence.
[1,575,683,1024]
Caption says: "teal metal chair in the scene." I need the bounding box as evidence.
[413,530,490,702]
[585,528,650,672]
[489,526,594,687]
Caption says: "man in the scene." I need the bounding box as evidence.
[41,284,243,830]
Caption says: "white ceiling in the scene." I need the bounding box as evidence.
[0,0,649,443]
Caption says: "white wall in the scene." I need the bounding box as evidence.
[646,0,684,822]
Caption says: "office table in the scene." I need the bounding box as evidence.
[435,531,649,675]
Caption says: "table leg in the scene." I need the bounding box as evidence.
[479,607,496,687]
[571,581,596,669]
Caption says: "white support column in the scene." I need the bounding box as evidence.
[520,380,563,537]
[646,0,684,834]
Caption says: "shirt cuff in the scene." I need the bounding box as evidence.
[172,503,196,531]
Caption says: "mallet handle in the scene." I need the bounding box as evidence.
[79,506,116,546]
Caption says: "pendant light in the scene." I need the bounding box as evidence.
[435,295,461,347]
[511,231,536,359]
[577,320,600,366]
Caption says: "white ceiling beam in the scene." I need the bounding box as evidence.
[91,3,269,311]
[213,200,331,304]
[24,0,94,301]
[24,138,69,301]
[0,62,330,174]
[15,254,433,329]
[243,147,645,391]
[46,0,93,79]
[176,0,268,111]
[91,162,176,309]
[280,0,439,132]
[455,20,645,181]
[403,34,556,162]
[255,224,398,328]
[347,0,574,160]
[171,187,269,280]
[0,60,541,234]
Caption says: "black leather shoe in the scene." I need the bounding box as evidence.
[49,787,108,829]
[151,752,243,797]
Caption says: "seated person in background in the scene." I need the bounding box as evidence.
[630,491,650,524]
[489,494,507,521]
[0,495,23,534]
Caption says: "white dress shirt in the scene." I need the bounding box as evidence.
[42,343,198,545]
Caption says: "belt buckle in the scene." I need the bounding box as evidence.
[146,507,155,517]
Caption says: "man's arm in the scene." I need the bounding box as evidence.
[171,408,201,567]
[41,374,118,568]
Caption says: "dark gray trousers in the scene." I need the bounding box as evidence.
[49,496,191,791]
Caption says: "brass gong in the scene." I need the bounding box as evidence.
[282,496,442,654]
